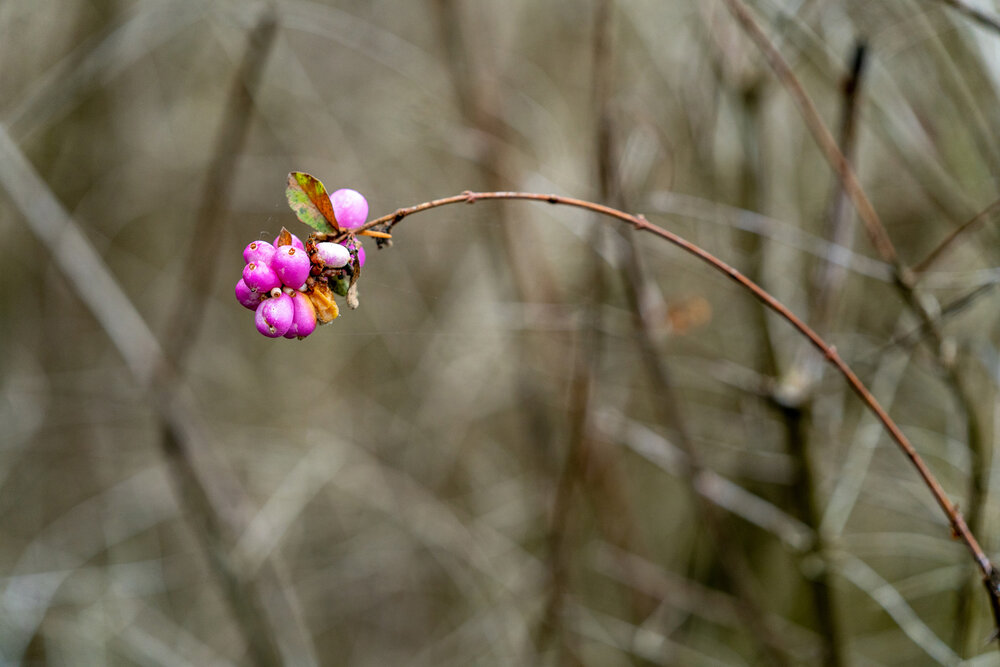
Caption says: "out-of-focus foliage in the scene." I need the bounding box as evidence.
[2,0,1000,664]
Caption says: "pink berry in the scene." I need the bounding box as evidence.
[243,240,275,265]
[274,233,304,250]
[340,237,365,268]
[330,188,368,230]
[315,242,351,268]
[255,293,294,337]
[271,245,311,290]
[235,278,261,310]
[243,260,281,293]
[283,292,318,339]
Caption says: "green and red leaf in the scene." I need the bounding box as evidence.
[285,171,339,234]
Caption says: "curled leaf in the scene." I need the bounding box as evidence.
[307,282,340,324]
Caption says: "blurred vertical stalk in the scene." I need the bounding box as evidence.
[586,0,650,604]
[429,1,573,660]
[0,10,320,666]
[734,76,781,377]
[539,255,604,666]
[588,2,792,664]
[537,1,646,662]
[772,42,870,667]
[429,0,564,470]
[161,14,316,666]
[705,9,848,664]
[154,12,320,667]
[163,12,274,362]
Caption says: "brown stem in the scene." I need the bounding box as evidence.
[430,3,577,658]
[775,401,843,667]
[348,190,1000,637]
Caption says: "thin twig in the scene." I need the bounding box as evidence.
[912,196,1000,275]
[874,282,997,355]
[838,554,960,664]
[935,0,1000,35]
[351,189,1000,636]
[430,4,574,659]
[807,41,867,347]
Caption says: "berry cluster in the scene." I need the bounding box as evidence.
[235,188,370,339]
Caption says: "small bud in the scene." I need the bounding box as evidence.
[315,242,351,268]
[340,237,366,268]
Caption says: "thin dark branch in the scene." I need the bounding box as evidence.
[935,0,1000,35]
[808,41,867,344]
[876,282,997,354]
[912,196,1000,275]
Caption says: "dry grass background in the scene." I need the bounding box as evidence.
[3,0,1000,664]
